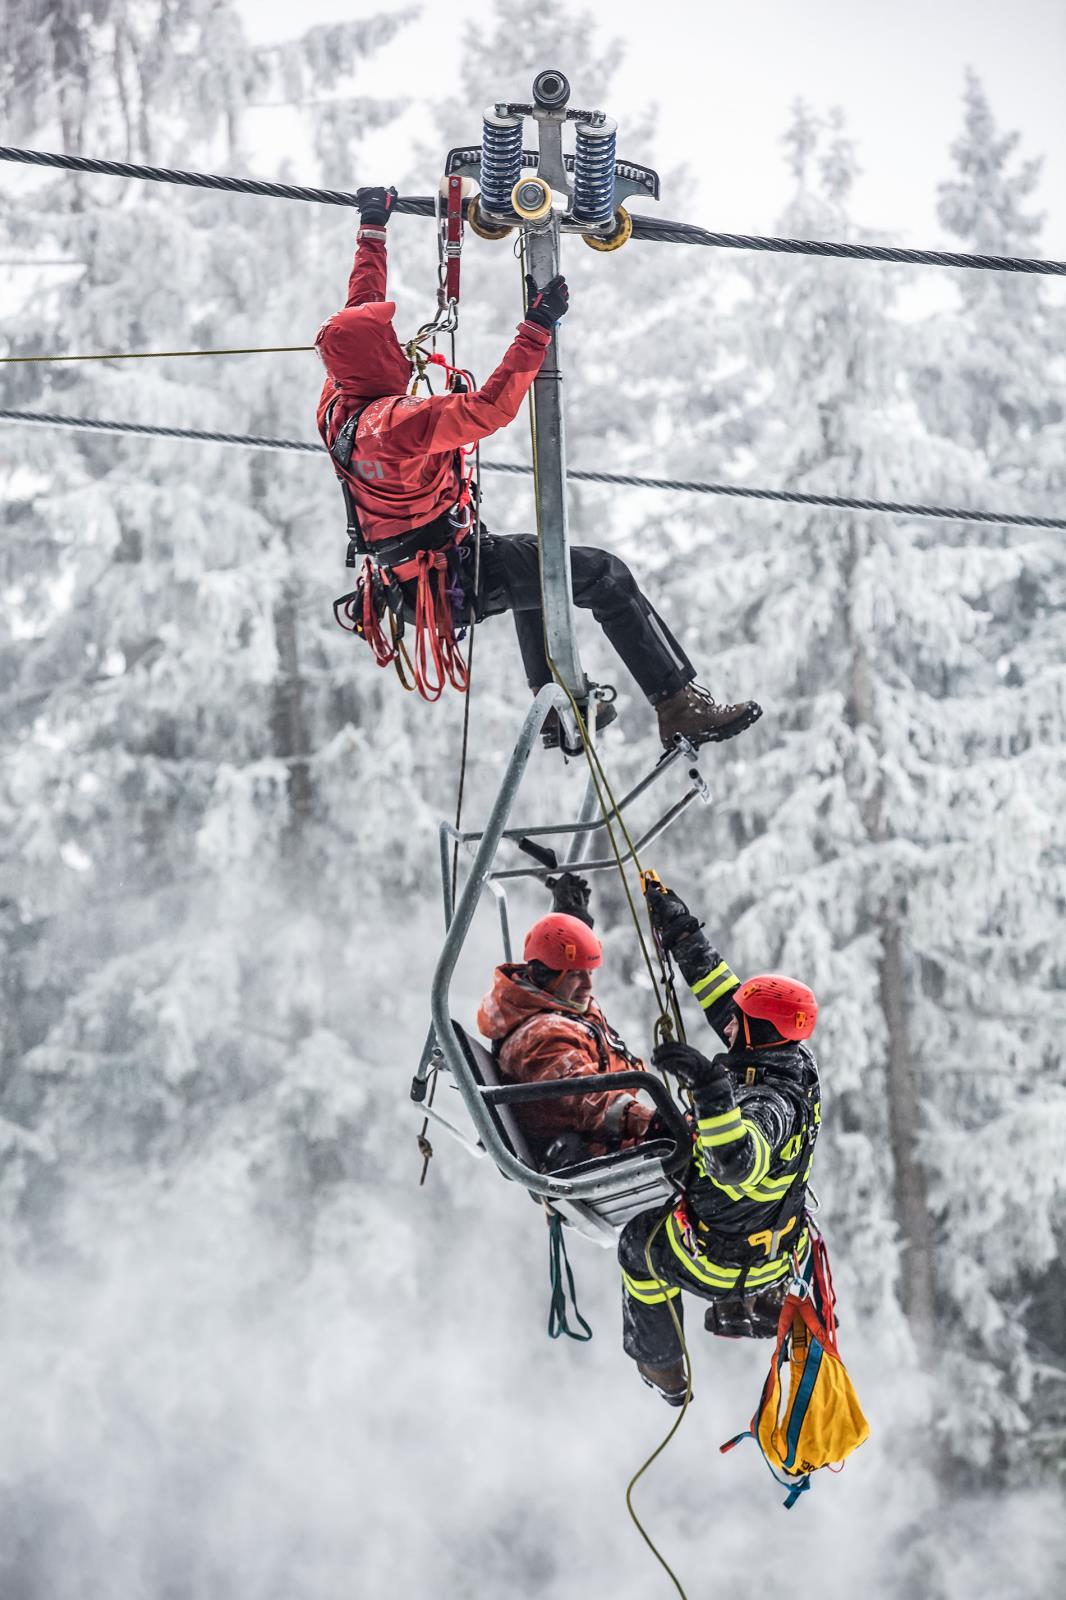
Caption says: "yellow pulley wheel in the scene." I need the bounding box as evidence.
[583,205,633,253]
[467,198,513,241]
[511,176,554,223]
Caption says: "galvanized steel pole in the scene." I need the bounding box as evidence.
[524,216,585,699]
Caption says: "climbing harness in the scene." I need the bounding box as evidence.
[325,344,480,703]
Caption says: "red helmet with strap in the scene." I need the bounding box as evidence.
[735,973,817,1041]
[523,914,603,972]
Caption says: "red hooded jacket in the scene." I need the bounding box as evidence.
[316,228,551,566]
[476,965,656,1159]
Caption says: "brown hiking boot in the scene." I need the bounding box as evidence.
[656,682,762,748]
[541,699,618,752]
[636,1358,691,1407]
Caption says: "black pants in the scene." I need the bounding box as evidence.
[459,533,695,706]
[619,1209,787,1367]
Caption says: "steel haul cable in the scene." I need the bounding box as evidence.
[0,346,312,362]
[3,144,1066,276]
[2,409,1060,533]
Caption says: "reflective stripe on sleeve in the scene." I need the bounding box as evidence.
[741,1120,773,1186]
[693,963,740,1010]
[696,1106,744,1148]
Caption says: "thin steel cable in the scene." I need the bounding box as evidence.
[3,409,1061,533]
[2,145,1065,276]
[0,345,313,363]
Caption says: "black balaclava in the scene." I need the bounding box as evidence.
[732,1009,786,1051]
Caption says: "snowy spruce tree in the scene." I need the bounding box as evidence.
[913,72,1066,1488]
[650,95,1066,1510]
[3,10,1065,1594]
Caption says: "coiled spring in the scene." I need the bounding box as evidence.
[480,112,523,215]
[572,121,617,226]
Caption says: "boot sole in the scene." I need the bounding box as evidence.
[661,701,763,749]
[638,1375,691,1406]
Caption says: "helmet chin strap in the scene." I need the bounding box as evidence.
[738,1010,784,1051]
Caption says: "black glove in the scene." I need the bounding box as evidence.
[524,272,570,329]
[355,186,397,228]
[652,1040,724,1089]
[545,871,593,928]
[644,882,701,954]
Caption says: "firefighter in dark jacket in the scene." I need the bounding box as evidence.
[316,184,762,749]
[620,881,822,1406]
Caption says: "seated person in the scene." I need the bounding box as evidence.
[476,875,656,1167]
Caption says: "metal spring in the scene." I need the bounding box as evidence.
[572,121,617,226]
[480,112,523,215]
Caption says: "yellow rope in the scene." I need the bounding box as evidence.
[0,345,314,363]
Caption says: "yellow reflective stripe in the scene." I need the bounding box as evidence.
[697,1108,743,1151]
[698,1123,746,1149]
[698,972,740,1009]
[697,1107,742,1132]
[621,1269,680,1305]
[691,962,729,995]
[741,1121,772,1185]
[665,1216,741,1287]
[813,1100,821,1125]
[740,1175,798,1203]
[780,1131,803,1162]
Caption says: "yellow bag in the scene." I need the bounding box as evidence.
[721,1235,869,1508]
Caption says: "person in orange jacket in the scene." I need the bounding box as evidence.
[476,876,657,1163]
[316,185,762,749]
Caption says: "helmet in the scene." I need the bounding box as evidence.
[523,914,603,972]
[735,974,817,1041]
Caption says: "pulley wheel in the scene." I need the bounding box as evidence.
[511,177,554,223]
[467,198,513,240]
[583,206,633,253]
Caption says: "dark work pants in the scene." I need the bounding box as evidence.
[619,1209,789,1367]
[619,1208,696,1367]
[465,534,695,706]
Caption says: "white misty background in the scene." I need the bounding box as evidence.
[1,3,1065,1597]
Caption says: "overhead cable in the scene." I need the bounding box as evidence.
[2,408,1061,532]
[2,144,1064,278]
[0,345,313,363]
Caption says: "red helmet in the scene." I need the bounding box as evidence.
[735,974,817,1041]
[523,914,603,973]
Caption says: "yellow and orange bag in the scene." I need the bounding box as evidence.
[721,1233,869,1508]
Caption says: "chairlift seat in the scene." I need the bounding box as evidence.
[453,1022,681,1242]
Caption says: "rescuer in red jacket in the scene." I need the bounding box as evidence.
[316,185,762,749]
[476,876,657,1163]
